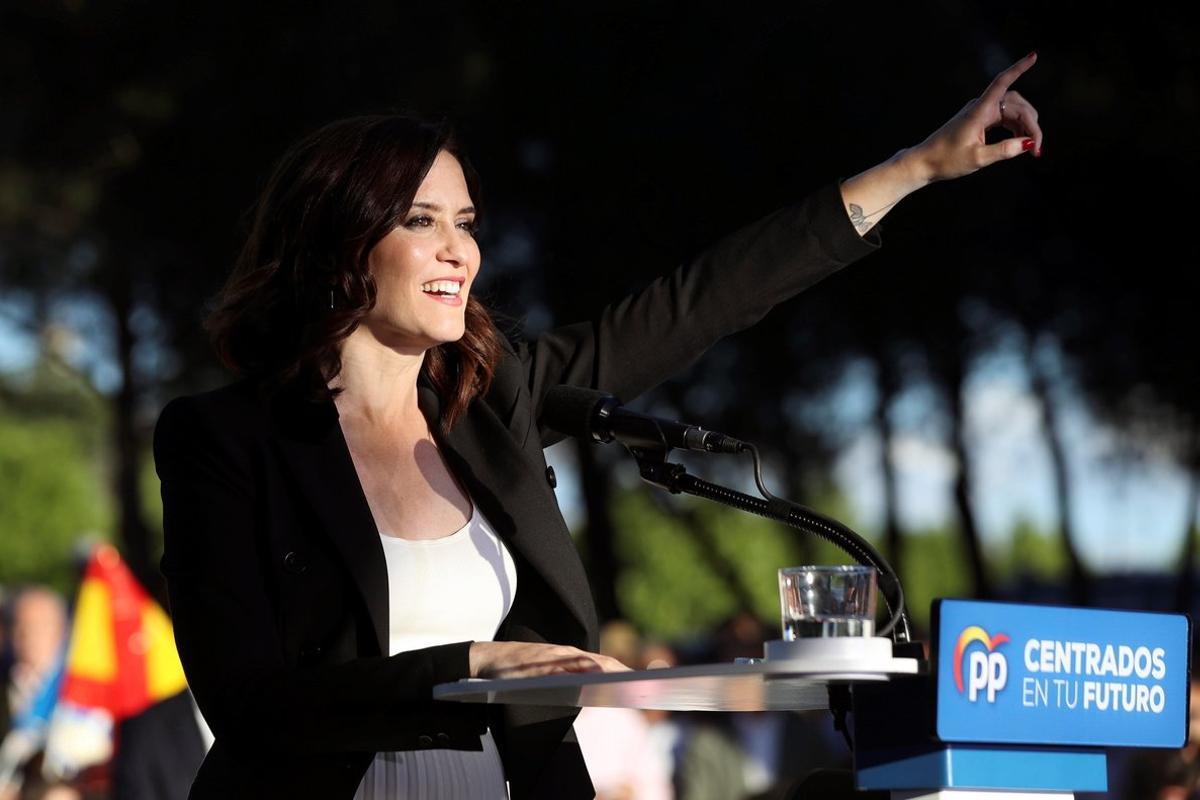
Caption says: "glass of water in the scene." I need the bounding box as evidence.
[778,565,877,639]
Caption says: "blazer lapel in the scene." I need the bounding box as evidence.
[265,380,596,659]
[269,394,390,656]
[423,385,596,642]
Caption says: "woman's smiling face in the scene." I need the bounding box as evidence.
[361,149,480,351]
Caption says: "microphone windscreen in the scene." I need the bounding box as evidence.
[542,385,614,439]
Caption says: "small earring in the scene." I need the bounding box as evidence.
[329,288,335,310]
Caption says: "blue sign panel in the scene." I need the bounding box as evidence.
[934,600,1190,748]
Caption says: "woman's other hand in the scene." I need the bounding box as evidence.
[911,51,1043,183]
[469,641,632,679]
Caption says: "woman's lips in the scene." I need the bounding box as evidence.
[423,291,463,307]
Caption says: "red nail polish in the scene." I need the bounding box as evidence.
[1027,50,1038,59]
[1022,139,1036,151]
[1035,147,1043,158]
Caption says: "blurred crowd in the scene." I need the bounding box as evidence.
[1117,679,1200,800]
[1,584,91,800]
[0,583,207,800]
[574,614,851,800]
[3,583,1199,799]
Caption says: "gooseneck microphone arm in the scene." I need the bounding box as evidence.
[635,445,910,643]
[543,385,912,644]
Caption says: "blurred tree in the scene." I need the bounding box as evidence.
[0,359,111,594]
[903,528,976,635]
[611,487,856,640]
[993,516,1069,584]
[3,0,1198,622]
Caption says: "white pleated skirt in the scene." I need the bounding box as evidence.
[353,729,509,800]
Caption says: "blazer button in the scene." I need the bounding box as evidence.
[299,644,323,663]
[418,735,433,748]
[545,465,557,488]
[283,551,308,575]
[436,732,451,745]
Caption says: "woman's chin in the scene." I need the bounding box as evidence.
[434,325,467,345]
[355,322,466,354]
[420,327,467,350]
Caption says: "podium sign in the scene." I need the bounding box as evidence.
[933,599,1191,748]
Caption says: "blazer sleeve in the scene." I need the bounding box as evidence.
[154,397,480,755]
[518,182,880,447]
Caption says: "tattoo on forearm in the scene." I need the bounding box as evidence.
[847,200,899,234]
[848,203,869,233]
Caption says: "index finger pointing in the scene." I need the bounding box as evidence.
[982,51,1038,105]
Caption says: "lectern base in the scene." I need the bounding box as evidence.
[892,792,1073,800]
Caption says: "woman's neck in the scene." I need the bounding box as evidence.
[332,328,427,427]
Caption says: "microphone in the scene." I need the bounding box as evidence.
[542,385,745,454]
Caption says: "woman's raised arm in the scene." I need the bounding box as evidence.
[840,51,1042,236]
[518,53,1042,443]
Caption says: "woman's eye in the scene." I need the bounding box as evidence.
[404,215,434,228]
[457,219,479,236]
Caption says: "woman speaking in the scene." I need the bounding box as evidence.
[154,54,1043,799]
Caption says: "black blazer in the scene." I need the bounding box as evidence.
[153,182,879,799]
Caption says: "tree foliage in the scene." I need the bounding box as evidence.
[0,379,111,593]
[2,2,1199,618]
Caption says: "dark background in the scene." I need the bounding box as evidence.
[3,4,1199,798]
[1,0,1197,638]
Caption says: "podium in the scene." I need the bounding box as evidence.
[436,600,1191,799]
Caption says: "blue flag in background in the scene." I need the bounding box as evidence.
[12,651,65,733]
[0,650,65,791]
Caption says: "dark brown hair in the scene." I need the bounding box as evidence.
[206,115,504,431]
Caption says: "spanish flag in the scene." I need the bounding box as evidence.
[43,544,188,778]
[59,544,186,714]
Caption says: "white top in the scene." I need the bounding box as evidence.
[355,505,516,800]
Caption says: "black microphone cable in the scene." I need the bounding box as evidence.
[742,442,910,642]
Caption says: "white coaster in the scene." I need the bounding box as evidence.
[764,635,896,670]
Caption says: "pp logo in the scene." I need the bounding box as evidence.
[953,626,1010,703]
